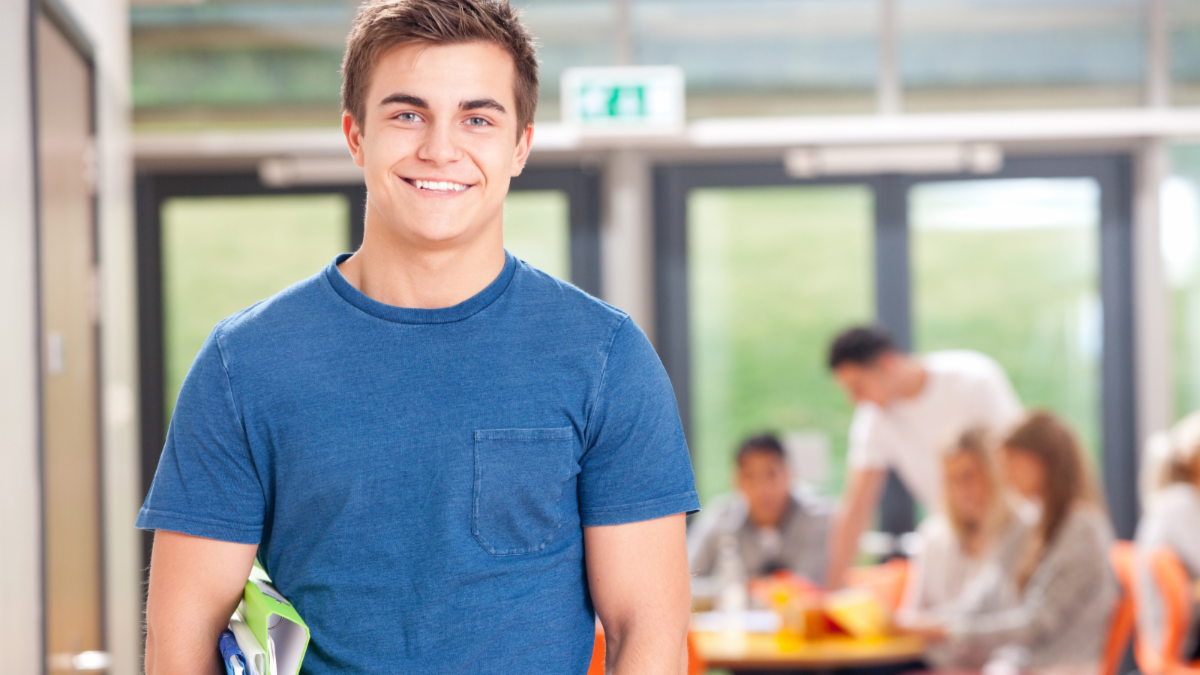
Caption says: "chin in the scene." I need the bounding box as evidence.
[389,211,478,245]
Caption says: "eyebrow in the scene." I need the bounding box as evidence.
[379,93,428,108]
[378,94,507,116]
[461,98,506,114]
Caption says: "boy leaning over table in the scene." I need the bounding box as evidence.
[137,2,700,673]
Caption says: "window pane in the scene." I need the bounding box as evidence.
[522,0,619,122]
[162,194,348,420]
[1165,144,1200,418]
[911,178,1101,456]
[505,190,570,281]
[901,0,1144,112]
[1173,0,1200,106]
[633,0,879,117]
[688,186,874,504]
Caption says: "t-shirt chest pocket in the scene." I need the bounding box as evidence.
[471,427,576,556]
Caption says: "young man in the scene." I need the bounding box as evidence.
[688,434,831,584]
[138,2,699,674]
[824,326,1021,588]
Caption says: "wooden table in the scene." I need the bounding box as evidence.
[691,632,926,671]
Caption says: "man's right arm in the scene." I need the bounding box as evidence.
[145,530,259,675]
[825,467,885,589]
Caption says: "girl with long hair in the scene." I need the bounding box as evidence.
[916,411,1117,675]
[898,428,1033,669]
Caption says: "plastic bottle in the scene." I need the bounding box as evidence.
[715,534,747,644]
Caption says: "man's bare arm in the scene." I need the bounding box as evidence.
[145,530,259,675]
[585,514,691,675]
[826,468,885,589]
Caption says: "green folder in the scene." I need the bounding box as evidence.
[237,563,310,675]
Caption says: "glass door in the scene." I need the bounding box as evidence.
[657,155,1136,538]
[910,177,1103,457]
[504,190,571,281]
[686,184,875,503]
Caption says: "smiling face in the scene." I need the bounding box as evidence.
[343,40,532,252]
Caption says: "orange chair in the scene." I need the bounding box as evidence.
[845,558,910,612]
[1146,546,1200,675]
[1103,542,1137,675]
[1114,540,1173,675]
[686,632,707,675]
[588,629,605,675]
[1112,542,1200,675]
[590,628,706,675]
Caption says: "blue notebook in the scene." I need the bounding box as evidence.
[218,629,248,675]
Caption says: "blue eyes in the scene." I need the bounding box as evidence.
[393,113,490,127]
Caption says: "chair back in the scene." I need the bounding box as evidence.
[1102,542,1137,675]
[1149,546,1198,674]
[686,632,707,675]
[588,629,605,675]
[589,628,707,675]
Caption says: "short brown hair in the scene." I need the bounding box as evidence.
[341,0,539,136]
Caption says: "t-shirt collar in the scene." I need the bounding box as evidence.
[324,250,516,325]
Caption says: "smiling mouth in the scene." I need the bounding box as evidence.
[404,178,472,193]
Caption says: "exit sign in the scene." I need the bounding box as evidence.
[561,66,685,135]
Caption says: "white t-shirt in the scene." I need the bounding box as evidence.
[847,350,1023,510]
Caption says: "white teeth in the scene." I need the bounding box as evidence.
[413,179,468,192]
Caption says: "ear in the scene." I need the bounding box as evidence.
[510,123,534,177]
[343,111,366,168]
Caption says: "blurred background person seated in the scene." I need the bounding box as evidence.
[909,411,1115,675]
[897,428,1033,670]
[688,433,832,586]
[1136,413,1200,663]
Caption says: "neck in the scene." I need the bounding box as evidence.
[338,209,506,309]
[894,357,928,401]
[960,513,997,556]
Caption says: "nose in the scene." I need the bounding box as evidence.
[416,119,460,166]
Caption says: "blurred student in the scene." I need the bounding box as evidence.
[897,428,1033,669]
[689,433,831,584]
[1135,413,1200,662]
[825,325,1023,588]
[913,412,1116,675]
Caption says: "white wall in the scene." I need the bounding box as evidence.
[0,0,45,673]
[1136,140,1174,447]
[602,149,657,341]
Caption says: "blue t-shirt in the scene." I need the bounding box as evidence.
[137,252,699,675]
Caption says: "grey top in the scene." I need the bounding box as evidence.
[1135,482,1200,660]
[940,507,1117,671]
[687,490,832,584]
[900,506,1033,617]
